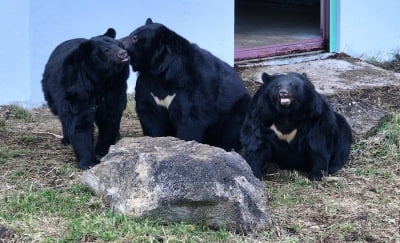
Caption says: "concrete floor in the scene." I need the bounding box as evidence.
[235,2,321,48]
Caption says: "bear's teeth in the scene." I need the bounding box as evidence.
[280,98,291,106]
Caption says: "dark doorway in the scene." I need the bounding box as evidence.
[235,0,327,61]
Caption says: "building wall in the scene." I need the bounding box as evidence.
[338,0,400,61]
[1,1,399,107]
[0,1,30,106]
[1,0,234,107]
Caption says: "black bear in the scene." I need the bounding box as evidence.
[240,72,352,181]
[119,18,250,151]
[41,28,130,169]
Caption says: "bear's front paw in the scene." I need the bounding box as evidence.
[61,137,70,145]
[308,171,324,181]
[78,159,100,170]
[95,144,110,157]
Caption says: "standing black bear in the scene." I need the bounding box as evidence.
[41,28,130,169]
[119,18,250,151]
[240,72,352,181]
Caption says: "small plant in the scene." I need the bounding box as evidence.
[55,163,74,176]
[0,146,15,164]
[9,169,26,182]
[0,118,6,131]
[19,135,35,143]
[6,104,36,122]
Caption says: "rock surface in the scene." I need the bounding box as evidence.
[82,136,270,233]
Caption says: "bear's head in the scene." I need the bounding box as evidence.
[79,28,130,76]
[119,18,176,72]
[261,72,322,116]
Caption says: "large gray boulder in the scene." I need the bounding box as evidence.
[82,136,270,233]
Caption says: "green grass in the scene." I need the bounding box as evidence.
[0,185,234,242]
[19,134,35,143]
[0,118,5,131]
[0,146,18,164]
[55,163,75,177]
[6,104,36,122]
[0,146,31,164]
[1,111,399,242]
[352,113,400,164]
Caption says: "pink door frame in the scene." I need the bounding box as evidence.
[234,0,330,61]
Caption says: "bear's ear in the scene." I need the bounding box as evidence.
[104,28,116,38]
[160,26,174,44]
[261,72,273,84]
[301,72,308,80]
[146,18,153,25]
[78,41,92,55]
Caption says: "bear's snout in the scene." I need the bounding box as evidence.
[278,88,292,107]
[118,49,129,62]
[279,89,289,98]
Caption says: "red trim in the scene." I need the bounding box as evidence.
[234,37,324,61]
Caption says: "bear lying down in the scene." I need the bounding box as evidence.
[41,29,130,169]
[240,72,352,181]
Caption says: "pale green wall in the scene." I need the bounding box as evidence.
[337,0,400,61]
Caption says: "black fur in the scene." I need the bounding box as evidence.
[41,28,130,169]
[240,72,352,181]
[120,18,250,151]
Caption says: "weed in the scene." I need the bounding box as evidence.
[19,134,35,143]
[288,224,302,234]
[55,163,74,177]
[0,146,17,164]
[284,237,300,243]
[9,170,26,182]
[6,104,36,122]
[0,118,5,131]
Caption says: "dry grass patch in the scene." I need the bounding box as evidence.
[0,101,399,242]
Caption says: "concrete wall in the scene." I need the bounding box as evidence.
[0,1,30,106]
[1,0,399,107]
[0,0,234,107]
[338,0,400,61]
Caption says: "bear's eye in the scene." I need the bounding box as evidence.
[132,35,139,44]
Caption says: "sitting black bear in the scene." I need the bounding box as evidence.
[240,72,352,180]
[119,18,250,151]
[41,28,130,169]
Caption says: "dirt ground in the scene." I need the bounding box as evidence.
[0,54,399,241]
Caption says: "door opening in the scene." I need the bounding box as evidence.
[235,0,328,61]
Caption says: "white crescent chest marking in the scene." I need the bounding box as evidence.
[270,123,297,143]
[150,92,176,110]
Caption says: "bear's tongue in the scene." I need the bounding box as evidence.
[121,57,130,63]
[280,98,291,107]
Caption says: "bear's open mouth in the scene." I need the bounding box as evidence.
[279,97,292,107]
[121,57,130,63]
